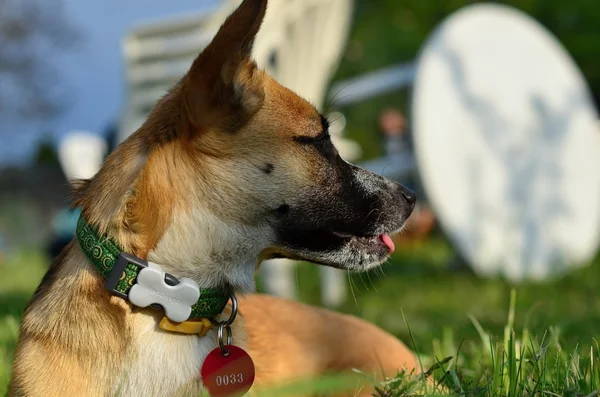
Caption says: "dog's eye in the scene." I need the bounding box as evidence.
[313,133,331,143]
[295,115,331,145]
[295,132,330,145]
[295,132,335,159]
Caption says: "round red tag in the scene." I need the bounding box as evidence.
[201,345,255,397]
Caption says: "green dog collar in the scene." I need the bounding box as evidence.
[76,215,229,320]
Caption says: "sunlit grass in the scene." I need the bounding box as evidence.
[1,240,599,396]
[375,290,600,397]
[0,249,47,393]
[252,290,600,397]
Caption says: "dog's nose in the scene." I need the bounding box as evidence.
[399,185,416,206]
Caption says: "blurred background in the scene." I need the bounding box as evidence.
[0,0,599,390]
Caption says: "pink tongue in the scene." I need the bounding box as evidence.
[380,234,395,253]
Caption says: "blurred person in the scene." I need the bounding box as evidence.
[380,107,412,160]
[379,108,436,243]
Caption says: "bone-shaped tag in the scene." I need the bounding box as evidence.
[129,263,200,323]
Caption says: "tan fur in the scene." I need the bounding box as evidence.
[10,244,131,396]
[10,0,418,395]
[241,295,418,396]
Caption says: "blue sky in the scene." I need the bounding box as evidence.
[1,0,217,166]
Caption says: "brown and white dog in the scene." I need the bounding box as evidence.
[9,0,418,396]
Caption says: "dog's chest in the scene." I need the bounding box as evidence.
[115,314,217,397]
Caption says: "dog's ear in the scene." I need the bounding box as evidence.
[182,0,268,131]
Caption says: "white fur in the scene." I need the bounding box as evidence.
[114,313,212,397]
[320,242,384,271]
[150,207,274,292]
[290,239,386,272]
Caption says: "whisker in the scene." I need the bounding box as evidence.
[347,269,359,309]
[366,269,378,293]
[324,79,358,113]
[359,271,369,292]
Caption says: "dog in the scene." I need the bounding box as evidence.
[9,0,418,395]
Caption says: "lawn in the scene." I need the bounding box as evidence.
[1,234,599,396]
[0,249,48,394]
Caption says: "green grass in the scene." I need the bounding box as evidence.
[2,236,600,396]
[0,249,47,392]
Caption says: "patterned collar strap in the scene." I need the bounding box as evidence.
[76,215,229,320]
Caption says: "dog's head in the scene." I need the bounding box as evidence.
[78,0,415,290]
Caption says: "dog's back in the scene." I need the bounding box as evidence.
[241,294,418,395]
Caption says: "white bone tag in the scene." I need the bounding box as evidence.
[129,263,200,323]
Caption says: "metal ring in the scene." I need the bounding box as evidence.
[217,323,232,356]
[210,292,238,327]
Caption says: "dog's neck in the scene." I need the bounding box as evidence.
[32,241,238,396]
[74,137,267,294]
[77,202,264,295]
[147,207,264,293]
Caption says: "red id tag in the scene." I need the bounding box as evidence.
[201,345,255,397]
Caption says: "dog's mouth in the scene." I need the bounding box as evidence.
[272,204,411,271]
[303,226,402,270]
[332,231,395,254]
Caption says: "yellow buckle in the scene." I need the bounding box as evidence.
[159,317,212,336]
